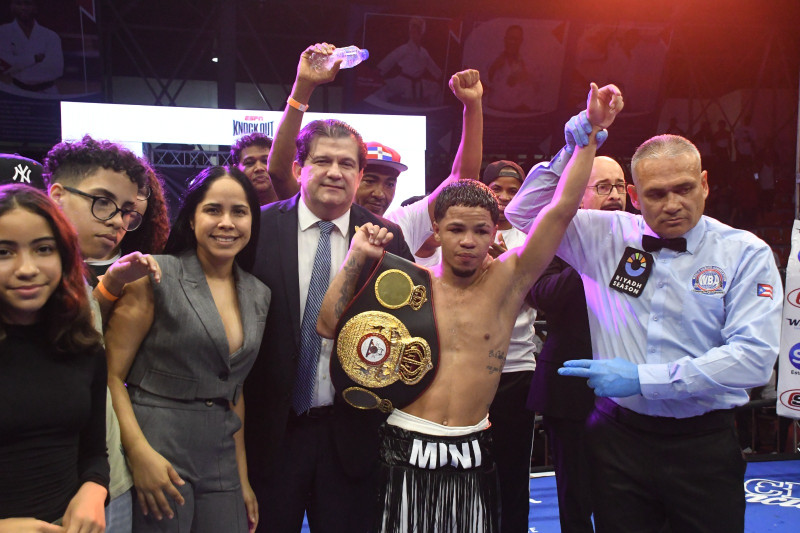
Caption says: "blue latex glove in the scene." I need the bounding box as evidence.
[558,357,641,397]
[564,110,608,153]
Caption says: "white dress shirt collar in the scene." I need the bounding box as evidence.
[298,196,351,237]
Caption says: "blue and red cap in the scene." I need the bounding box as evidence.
[365,142,408,174]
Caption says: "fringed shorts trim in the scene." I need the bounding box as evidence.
[375,422,499,533]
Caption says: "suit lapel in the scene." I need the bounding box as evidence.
[347,208,364,244]
[179,252,230,365]
[234,264,259,360]
[278,195,302,347]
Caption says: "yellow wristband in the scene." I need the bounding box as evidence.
[287,97,309,112]
[97,279,120,302]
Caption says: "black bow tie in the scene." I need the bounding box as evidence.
[642,235,687,253]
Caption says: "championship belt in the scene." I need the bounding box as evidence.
[330,252,439,413]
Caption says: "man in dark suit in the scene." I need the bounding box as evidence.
[244,46,414,532]
[528,156,627,533]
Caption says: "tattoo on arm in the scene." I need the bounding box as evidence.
[486,349,506,375]
[488,349,506,362]
[333,255,362,321]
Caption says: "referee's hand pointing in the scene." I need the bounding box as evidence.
[558,358,641,397]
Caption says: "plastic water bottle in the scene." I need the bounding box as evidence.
[311,46,369,71]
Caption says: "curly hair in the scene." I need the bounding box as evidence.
[164,166,261,273]
[119,163,170,255]
[43,134,148,190]
[433,180,499,225]
[295,119,367,171]
[230,132,273,166]
[0,184,103,354]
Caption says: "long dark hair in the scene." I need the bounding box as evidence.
[164,166,260,272]
[0,184,103,354]
[120,163,170,255]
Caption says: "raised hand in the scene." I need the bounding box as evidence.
[564,81,622,152]
[564,111,608,153]
[297,42,341,88]
[558,357,641,397]
[449,69,483,104]
[317,223,395,339]
[352,223,394,260]
[586,82,623,130]
[488,232,507,259]
[99,252,161,302]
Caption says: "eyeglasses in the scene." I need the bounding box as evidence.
[63,186,143,231]
[587,183,626,196]
[137,184,151,201]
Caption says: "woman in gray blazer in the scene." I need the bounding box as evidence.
[105,167,270,533]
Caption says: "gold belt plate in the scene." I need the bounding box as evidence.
[337,310,433,388]
[375,269,428,311]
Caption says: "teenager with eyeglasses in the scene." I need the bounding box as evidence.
[86,163,171,282]
[44,135,162,533]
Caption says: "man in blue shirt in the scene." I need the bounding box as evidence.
[506,129,782,532]
[528,155,627,533]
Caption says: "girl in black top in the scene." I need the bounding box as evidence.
[0,184,109,532]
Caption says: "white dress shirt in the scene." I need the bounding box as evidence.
[297,198,350,407]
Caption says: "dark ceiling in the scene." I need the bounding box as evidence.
[4,0,799,167]
[99,0,800,102]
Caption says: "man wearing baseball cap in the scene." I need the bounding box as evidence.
[356,141,408,216]
[481,159,540,533]
[481,160,526,252]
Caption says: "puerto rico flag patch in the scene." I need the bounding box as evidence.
[757,284,774,299]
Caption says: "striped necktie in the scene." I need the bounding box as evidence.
[292,220,335,414]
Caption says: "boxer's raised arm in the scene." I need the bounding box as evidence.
[317,224,394,338]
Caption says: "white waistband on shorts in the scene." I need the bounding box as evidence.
[387,409,490,437]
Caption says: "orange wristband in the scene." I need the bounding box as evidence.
[287,97,309,112]
[97,279,120,302]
